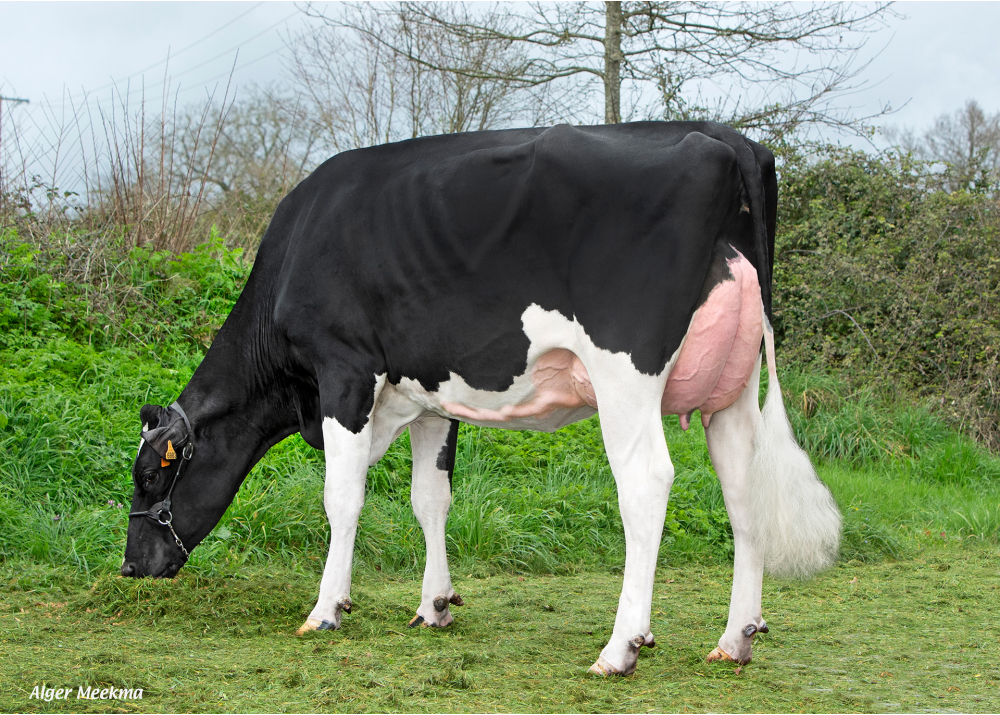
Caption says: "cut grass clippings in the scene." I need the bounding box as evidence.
[2,542,999,713]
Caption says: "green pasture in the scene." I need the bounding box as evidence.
[2,543,999,713]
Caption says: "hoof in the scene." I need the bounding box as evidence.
[588,656,617,676]
[588,655,635,677]
[449,593,464,607]
[296,618,337,635]
[408,614,447,629]
[706,645,751,665]
[705,646,735,663]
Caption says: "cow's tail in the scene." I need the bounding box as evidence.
[745,318,841,578]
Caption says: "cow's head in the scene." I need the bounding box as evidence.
[121,402,235,578]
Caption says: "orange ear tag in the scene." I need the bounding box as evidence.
[161,458,171,468]
[165,440,177,460]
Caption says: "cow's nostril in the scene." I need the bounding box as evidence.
[121,562,137,577]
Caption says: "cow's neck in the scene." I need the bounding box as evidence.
[175,273,298,461]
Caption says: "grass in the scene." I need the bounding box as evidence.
[2,542,998,713]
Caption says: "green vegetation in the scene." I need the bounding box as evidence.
[774,147,1000,447]
[2,144,1000,711]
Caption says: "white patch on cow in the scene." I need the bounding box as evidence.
[704,354,765,664]
[304,375,387,630]
[407,304,679,675]
[409,415,458,627]
[368,381,426,465]
[136,422,149,458]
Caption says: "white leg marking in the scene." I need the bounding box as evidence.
[705,354,764,664]
[575,342,674,676]
[299,375,386,633]
[368,381,426,465]
[409,416,458,627]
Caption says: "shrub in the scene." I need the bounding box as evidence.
[774,147,1000,446]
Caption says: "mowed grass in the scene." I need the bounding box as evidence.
[2,543,999,713]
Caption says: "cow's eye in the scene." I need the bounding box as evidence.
[142,471,158,487]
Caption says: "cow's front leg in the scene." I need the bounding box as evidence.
[297,375,385,634]
[407,416,463,628]
[585,356,673,676]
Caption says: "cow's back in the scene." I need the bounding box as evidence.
[271,123,765,400]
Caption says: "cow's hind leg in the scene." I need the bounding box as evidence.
[408,416,463,628]
[297,375,385,634]
[705,323,842,664]
[584,352,673,676]
[704,355,765,664]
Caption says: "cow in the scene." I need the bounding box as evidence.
[123,121,841,676]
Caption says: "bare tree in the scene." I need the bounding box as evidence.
[288,3,579,152]
[340,1,894,143]
[164,85,321,204]
[916,100,1000,191]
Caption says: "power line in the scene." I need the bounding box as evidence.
[177,46,288,96]
[38,6,299,112]
[83,2,266,97]
[143,9,297,89]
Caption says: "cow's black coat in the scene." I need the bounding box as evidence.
[272,122,774,433]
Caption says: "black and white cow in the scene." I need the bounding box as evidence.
[124,121,841,675]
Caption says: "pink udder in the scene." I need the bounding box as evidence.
[660,251,762,428]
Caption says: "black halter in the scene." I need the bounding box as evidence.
[129,402,195,560]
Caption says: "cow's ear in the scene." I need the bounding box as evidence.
[141,411,191,460]
[140,404,165,430]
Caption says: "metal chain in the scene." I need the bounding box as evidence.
[166,520,190,558]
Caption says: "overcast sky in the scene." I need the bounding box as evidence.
[2,1,1000,151]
